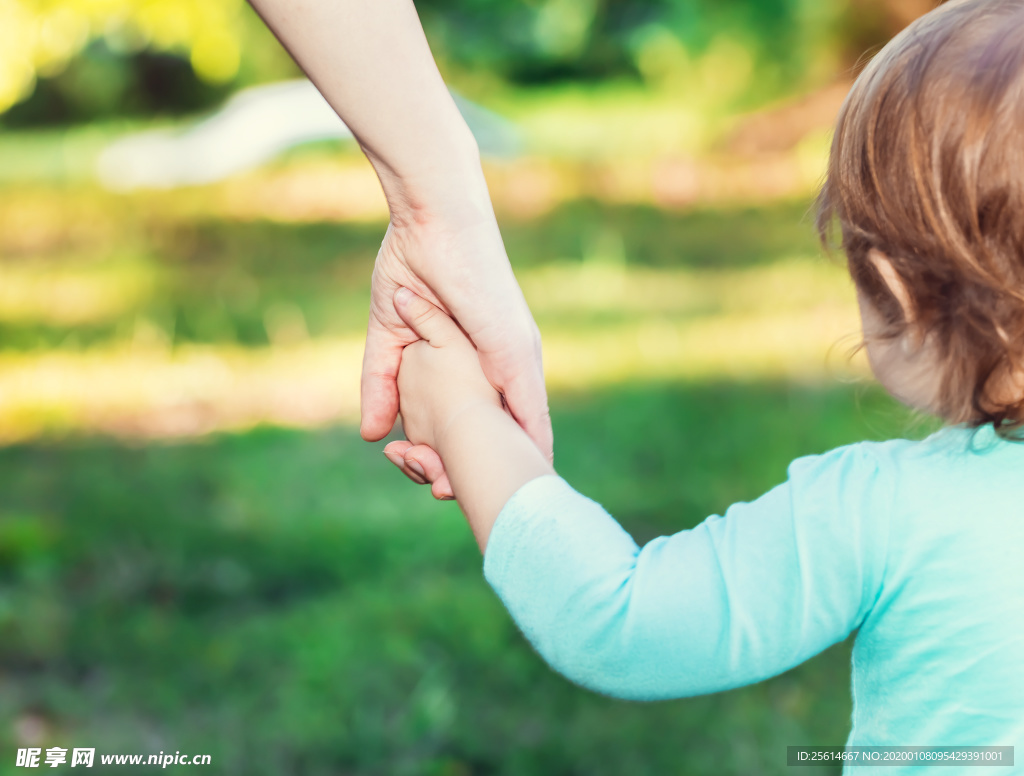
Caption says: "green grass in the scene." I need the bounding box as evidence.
[0,380,929,776]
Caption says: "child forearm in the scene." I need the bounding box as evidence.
[435,402,554,553]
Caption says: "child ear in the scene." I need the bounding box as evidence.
[867,249,916,324]
[866,248,929,350]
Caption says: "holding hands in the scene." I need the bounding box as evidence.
[364,210,552,500]
[386,286,503,490]
[385,287,553,551]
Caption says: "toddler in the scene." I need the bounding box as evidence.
[388,0,1024,764]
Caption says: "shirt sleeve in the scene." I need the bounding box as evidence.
[482,443,891,700]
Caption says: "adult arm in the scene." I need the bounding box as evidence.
[248,0,553,497]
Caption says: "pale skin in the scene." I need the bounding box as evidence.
[857,249,943,414]
[391,287,553,551]
[248,0,553,498]
[391,252,951,553]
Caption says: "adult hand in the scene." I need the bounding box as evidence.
[362,204,552,498]
[246,0,548,498]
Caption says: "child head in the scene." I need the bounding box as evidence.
[817,0,1024,435]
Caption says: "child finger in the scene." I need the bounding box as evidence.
[403,444,445,483]
[383,441,428,484]
[430,473,455,501]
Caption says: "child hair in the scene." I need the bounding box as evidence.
[816,0,1024,437]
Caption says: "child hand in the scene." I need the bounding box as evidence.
[390,285,554,547]
[393,287,503,454]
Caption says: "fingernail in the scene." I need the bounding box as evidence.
[383,450,403,466]
[406,459,426,478]
[439,495,455,501]
[395,287,412,305]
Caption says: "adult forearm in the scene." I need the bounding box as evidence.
[248,0,488,218]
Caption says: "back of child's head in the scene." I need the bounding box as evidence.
[817,0,1024,436]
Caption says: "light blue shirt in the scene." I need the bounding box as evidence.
[483,424,1024,772]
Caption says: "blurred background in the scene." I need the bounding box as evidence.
[0,1,940,774]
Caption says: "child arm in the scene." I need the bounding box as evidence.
[394,288,891,699]
[483,450,890,700]
[393,287,554,552]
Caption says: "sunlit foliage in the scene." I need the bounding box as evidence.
[1,0,922,123]
[0,0,250,114]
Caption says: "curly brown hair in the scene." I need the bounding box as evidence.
[816,0,1024,436]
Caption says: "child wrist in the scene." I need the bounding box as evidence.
[433,397,504,456]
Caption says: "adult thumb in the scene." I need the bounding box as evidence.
[394,287,459,345]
